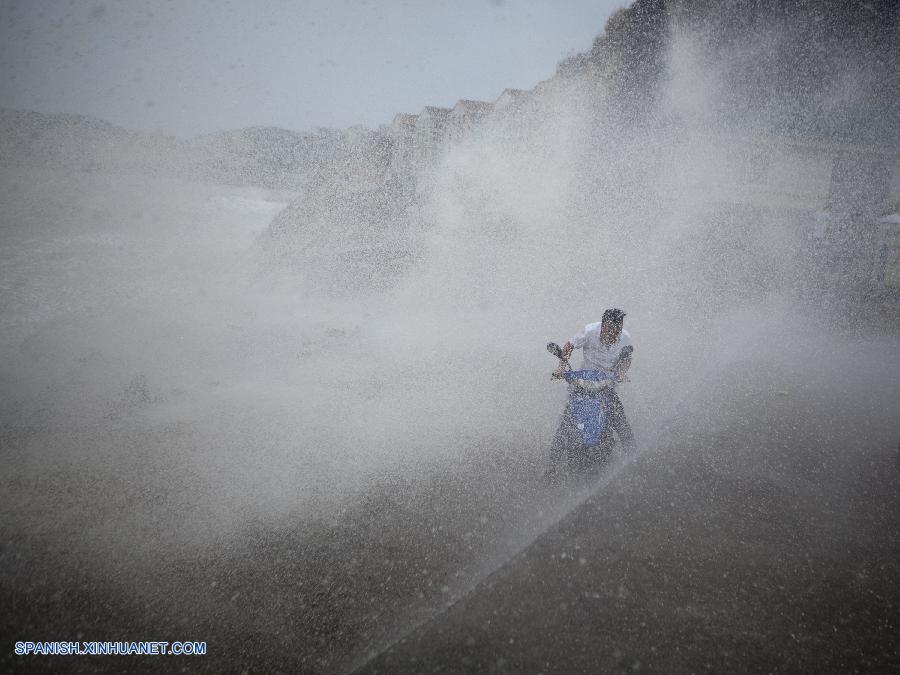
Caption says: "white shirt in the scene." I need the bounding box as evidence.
[570,323,633,373]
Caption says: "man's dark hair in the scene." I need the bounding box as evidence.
[602,308,626,326]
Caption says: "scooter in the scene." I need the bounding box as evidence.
[546,342,633,474]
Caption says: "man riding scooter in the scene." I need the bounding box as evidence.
[548,308,635,476]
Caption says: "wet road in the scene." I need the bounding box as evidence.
[3,335,898,674]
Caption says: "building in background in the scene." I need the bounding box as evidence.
[414,106,451,168]
[388,113,418,185]
[447,99,493,145]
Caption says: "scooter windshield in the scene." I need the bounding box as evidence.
[564,369,616,394]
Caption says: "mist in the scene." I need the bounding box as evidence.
[2,1,898,672]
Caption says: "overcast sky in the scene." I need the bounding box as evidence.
[0,0,622,137]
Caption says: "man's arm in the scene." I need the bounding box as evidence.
[614,355,632,382]
[614,343,634,381]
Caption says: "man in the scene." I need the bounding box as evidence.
[549,308,635,474]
